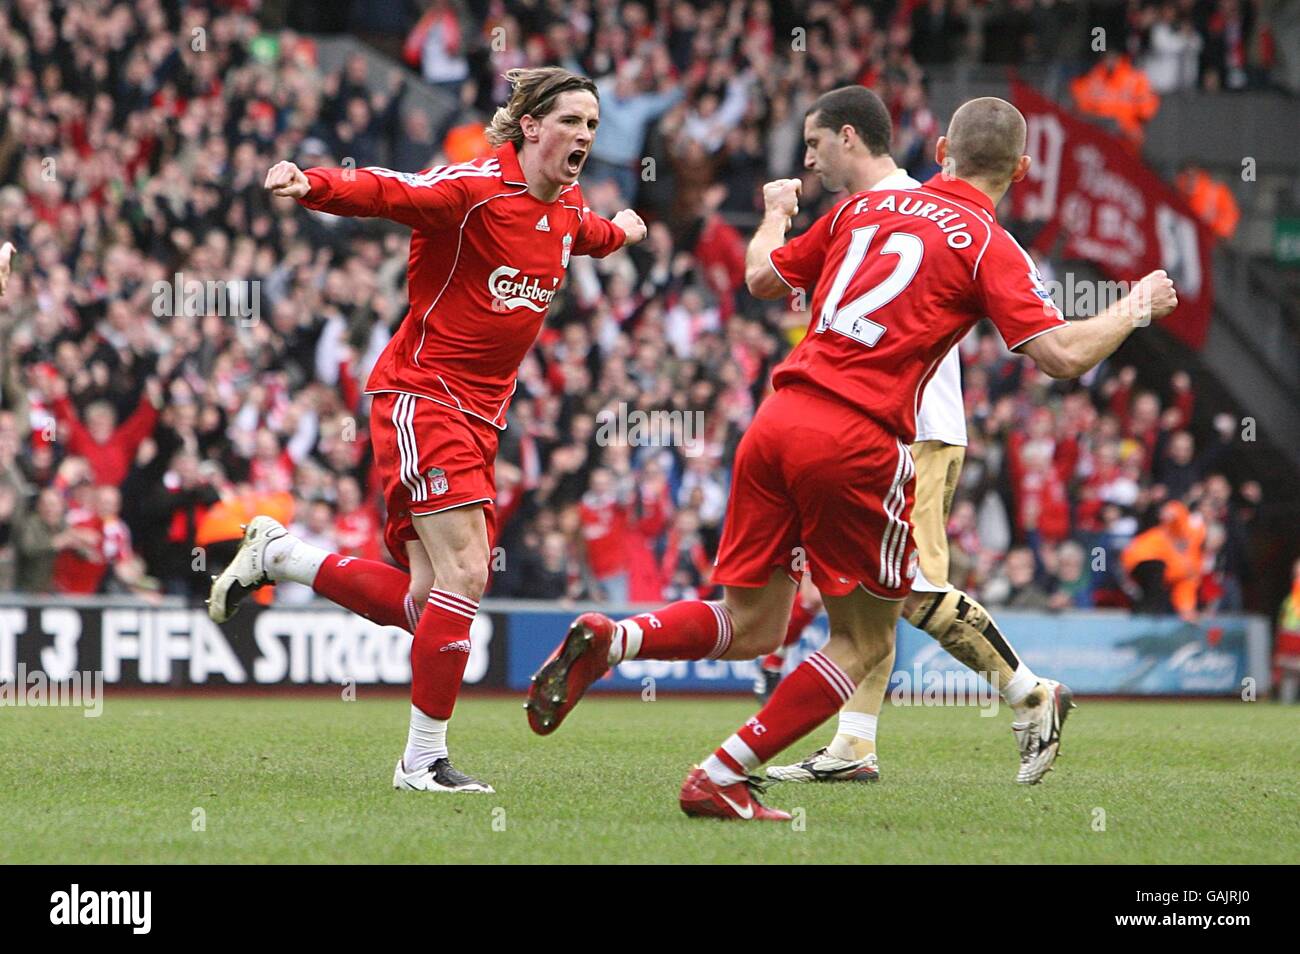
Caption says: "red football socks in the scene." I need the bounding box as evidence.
[608,600,733,663]
[312,553,421,631]
[709,651,855,780]
[785,597,816,646]
[410,587,478,719]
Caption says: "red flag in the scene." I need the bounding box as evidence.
[1009,82,1216,349]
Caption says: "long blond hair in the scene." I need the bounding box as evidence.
[485,67,599,148]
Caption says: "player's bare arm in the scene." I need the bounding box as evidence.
[745,178,801,299]
[1018,269,1178,379]
[264,161,311,199]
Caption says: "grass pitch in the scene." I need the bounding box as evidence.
[3,694,1296,864]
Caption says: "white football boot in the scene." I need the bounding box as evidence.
[206,516,288,623]
[766,749,880,783]
[1012,679,1077,784]
[393,758,495,793]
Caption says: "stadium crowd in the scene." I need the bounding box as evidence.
[0,0,1276,622]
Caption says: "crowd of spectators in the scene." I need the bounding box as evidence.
[0,0,1279,624]
[944,326,1261,620]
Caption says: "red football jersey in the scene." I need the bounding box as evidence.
[579,495,629,579]
[334,508,382,562]
[298,142,626,429]
[52,509,105,595]
[770,174,1067,440]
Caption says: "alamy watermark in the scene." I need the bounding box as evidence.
[595,402,706,457]
[889,665,1000,717]
[1,663,103,717]
[1037,273,1166,327]
[1042,274,1133,319]
[151,271,260,325]
[50,884,150,934]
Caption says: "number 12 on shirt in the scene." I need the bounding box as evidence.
[815,225,925,348]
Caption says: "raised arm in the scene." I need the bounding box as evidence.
[115,379,162,452]
[574,208,644,258]
[48,377,91,450]
[265,160,471,232]
[745,178,802,300]
[1017,270,1178,379]
[976,229,1178,381]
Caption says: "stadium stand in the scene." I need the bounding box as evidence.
[0,0,1293,629]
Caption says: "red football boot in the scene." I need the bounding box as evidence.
[525,612,614,735]
[678,767,792,821]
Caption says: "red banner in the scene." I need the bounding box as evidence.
[1009,81,1215,349]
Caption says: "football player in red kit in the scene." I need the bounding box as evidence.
[525,95,1177,819]
[208,67,646,793]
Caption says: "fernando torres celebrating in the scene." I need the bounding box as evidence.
[208,67,646,793]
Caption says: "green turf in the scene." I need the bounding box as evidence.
[2,694,1296,863]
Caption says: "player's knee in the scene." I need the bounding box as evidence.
[437,558,488,603]
[726,629,782,659]
[407,577,431,615]
[721,603,784,658]
[822,632,873,684]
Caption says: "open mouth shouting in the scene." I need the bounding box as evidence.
[565,147,587,177]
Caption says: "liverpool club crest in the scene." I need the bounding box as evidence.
[561,233,572,268]
[427,466,449,496]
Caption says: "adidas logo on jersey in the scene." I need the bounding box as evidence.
[535,214,550,232]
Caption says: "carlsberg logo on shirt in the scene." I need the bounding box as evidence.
[488,266,560,312]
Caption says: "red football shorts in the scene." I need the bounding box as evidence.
[712,384,917,600]
[368,391,499,568]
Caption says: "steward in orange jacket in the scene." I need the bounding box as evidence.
[1121,501,1205,617]
[1177,166,1240,240]
[1071,53,1160,147]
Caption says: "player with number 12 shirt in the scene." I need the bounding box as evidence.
[526,92,1178,821]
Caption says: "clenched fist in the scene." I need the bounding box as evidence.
[265,161,311,199]
[613,209,647,246]
[1130,269,1179,325]
[762,178,802,219]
